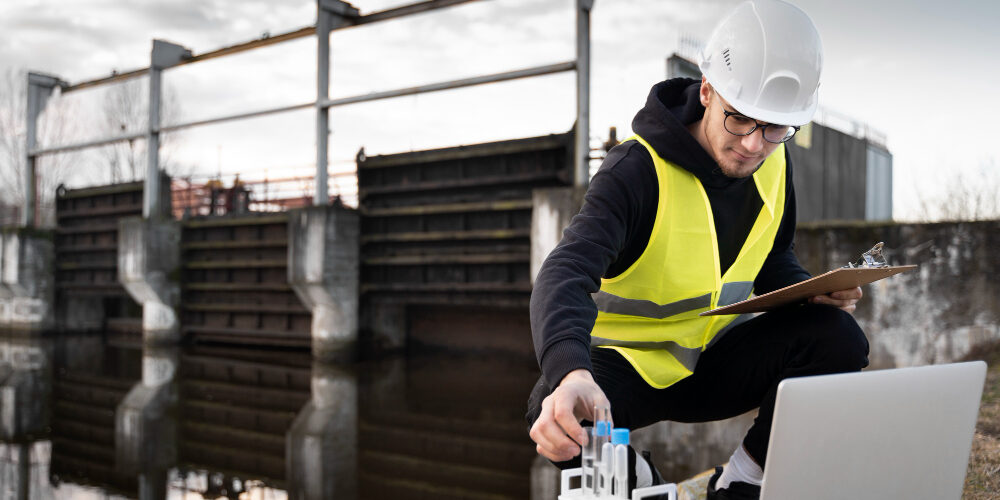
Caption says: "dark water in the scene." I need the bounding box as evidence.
[0,333,542,499]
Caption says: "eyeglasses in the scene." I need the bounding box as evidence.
[722,109,800,144]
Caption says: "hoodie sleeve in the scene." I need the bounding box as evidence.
[530,141,655,390]
[753,147,812,294]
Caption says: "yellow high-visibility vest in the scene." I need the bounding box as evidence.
[591,135,786,388]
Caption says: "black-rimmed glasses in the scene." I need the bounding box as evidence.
[722,109,800,144]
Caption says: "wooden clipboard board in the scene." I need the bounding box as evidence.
[700,265,917,316]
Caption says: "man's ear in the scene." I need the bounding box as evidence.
[699,76,712,107]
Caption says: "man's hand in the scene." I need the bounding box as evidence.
[529,368,610,463]
[809,286,863,314]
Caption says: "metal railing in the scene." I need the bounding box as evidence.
[22,0,595,227]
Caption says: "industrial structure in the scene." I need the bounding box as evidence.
[6,3,1000,500]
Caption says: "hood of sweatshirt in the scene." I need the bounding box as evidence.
[631,78,752,190]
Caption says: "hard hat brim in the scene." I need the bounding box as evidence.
[712,85,818,127]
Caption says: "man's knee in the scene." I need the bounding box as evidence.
[797,304,870,371]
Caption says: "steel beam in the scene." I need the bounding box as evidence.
[61,1,480,93]
[22,72,66,227]
[318,61,576,109]
[145,40,191,219]
[316,1,360,206]
[575,0,594,188]
[158,102,313,133]
[31,131,146,157]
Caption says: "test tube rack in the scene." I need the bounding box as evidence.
[557,467,678,500]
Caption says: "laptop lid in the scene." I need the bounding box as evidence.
[760,361,987,500]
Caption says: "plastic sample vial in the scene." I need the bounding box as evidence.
[581,426,596,492]
[612,428,630,498]
[592,406,613,496]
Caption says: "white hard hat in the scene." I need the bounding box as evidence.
[698,0,822,126]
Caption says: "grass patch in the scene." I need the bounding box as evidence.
[962,341,1000,498]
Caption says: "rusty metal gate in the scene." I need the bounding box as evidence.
[180,214,311,347]
[358,132,573,352]
[54,181,148,336]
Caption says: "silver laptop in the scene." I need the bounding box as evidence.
[760,361,987,500]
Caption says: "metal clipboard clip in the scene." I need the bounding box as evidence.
[846,242,889,269]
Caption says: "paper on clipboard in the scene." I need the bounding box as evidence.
[700,265,917,316]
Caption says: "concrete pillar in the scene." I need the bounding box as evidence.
[531,187,587,284]
[0,337,52,441]
[0,227,55,331]
[288,204,359,362]
[115,345,178,480]
[118,217,181,344]
[286,362,358,500]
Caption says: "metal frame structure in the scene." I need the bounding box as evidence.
[22,0,595,227]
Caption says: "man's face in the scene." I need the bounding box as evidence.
[697,83,782,178]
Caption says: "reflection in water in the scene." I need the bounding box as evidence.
[1,334,543,499]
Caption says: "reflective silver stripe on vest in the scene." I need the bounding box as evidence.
[593,291,711,320]
[718,281,754,307]
[593,312,754,372]
[592,336,701,372]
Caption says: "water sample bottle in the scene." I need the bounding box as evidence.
[612,428,630,498]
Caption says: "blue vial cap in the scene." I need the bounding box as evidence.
[595,421,611,436]
[611,428,630,445]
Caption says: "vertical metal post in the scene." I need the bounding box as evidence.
[145,40,191,219]
[315,0,359,206]
[575,0,594,188]
[22,73,64,228]
[316,5,331,206]
[145,65,162,218]
[23,84,39,228]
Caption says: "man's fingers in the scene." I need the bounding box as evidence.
[830,287,863,300]
[536,443,575,463]
[553,397,586,446]
[530,423,572,461]
[530,397,582,460]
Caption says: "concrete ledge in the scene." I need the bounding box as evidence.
[288,204,360,362]
[118,217,181,344]
[531,187,587,284]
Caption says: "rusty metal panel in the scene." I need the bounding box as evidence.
[359,132,572,313]
[55,181,145,334]
[180,213,311,348]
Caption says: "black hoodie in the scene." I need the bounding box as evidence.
[530,78,811,390]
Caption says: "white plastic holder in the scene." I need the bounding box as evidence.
[558,467,678,500]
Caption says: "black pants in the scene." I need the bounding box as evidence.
[526,303,870,468]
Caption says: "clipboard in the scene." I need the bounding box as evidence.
[700,265,917,316]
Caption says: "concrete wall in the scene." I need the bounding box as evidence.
[795,219,1000,368]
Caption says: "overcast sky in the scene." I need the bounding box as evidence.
[1,0,997,217]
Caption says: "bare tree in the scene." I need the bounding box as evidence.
[915,158,1000,222]
[101,78,184,183]
[0,67,78,226]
